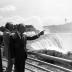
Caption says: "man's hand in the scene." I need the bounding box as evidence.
[39,30,44,35]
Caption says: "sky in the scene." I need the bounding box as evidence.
[0,0,72,25]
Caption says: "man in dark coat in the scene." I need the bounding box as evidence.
[13,24,44,72]
[3,22,14,72]
[3,32,14,72]
[0,23,14,72]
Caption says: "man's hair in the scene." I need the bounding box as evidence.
[0,26,7,32]
[5,22,11,29]
[5,22,14,31]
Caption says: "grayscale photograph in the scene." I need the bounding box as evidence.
[0,0,72,72]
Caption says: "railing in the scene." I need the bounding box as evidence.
[2,51,72,72]
[28,52,72,65]
[27,52,72,72]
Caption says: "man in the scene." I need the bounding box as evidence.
[3,22,14,72]
[13,24,44,72]
[0,23,14,72]
[3,32,14,72]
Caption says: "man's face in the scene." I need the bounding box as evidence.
[9,25,14,31]
[19,25,25,33]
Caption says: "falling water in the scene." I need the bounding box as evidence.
[27,33,72,54]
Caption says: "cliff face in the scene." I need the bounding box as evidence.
[27,33,66,53]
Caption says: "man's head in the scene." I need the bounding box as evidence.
[5,22,14,32]
[0,26,7,32]
[17,23,25,33]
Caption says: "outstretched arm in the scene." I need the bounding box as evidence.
[27,31,44,40]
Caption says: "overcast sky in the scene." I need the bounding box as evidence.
[0,0,72,25]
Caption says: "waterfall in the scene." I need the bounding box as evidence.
[27,33,69,54]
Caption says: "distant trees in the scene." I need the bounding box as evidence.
[25,25,36,32]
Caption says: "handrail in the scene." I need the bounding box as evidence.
[28,52,72,65]
[26,62,53,72]
[27,57,72,72]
